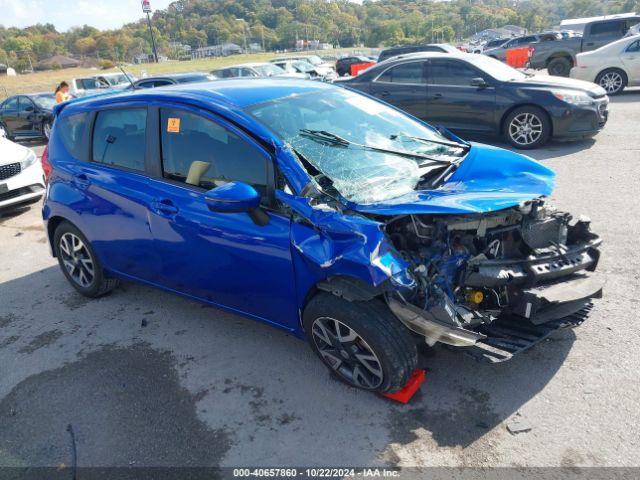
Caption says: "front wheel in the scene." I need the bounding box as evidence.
[596,68,627,95]
[503,106,551,150]
[54,221,119,297]
[0,123,11,140]
[303,292,418,393]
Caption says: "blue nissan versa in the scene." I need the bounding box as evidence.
[43,79,603,393]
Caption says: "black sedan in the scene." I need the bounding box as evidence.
[335,56,373,76]
[0,93,55,141]
[342,52,609,149]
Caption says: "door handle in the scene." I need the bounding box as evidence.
[151,198,179,217]
[378,91,391,97]
[72,173,91,189]
[432,93,443,99]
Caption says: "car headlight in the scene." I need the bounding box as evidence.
[552,90,594,106]
[20,150,38,170]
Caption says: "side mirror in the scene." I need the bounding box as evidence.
[471,77,489,88]
[204,181,268,225]
[24,105,34,112]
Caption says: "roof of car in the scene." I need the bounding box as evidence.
[214,62,271,69]
[138,72,210,80]
[59,78,332,113]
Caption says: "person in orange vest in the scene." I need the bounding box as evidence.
[55,81,70,103]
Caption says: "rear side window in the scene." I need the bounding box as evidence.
[92,108,147,171]
[159,108,267,196]
[626,40,640,52]
[377,62,426,84]
[57,112,88,159]
[1,97,18,112]
[589,21,623,37]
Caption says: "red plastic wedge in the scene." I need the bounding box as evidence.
[381,369,426,404]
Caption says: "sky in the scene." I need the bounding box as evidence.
[0,0,175,31]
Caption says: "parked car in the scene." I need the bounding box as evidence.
[471,38,509,54]
[131,72,216,89]
[343,52,609,149]
[271,59,336,81]
[335,56,375,76]
[212,63,297,79]
[378,43,460,62]
[570,34,640,95]
[0,136,45,210]
[0,93,55,140]
[487,17,640,77]
[483,34,542,62]
[71,73,137,97]
[44,79,602,391]
[270,55,336,76]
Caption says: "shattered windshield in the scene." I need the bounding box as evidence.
[246,88,467,204]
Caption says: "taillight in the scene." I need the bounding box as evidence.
[41,145,52,183]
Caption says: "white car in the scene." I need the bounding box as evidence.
[0,137,45,210]
[570,34,640,95]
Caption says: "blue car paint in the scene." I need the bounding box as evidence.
[45,79,556,337]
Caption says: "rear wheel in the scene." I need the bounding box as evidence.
[54,221,119,297]
[303,292,417,393]
[547,57,572,77]
[503,106,551,150]
[596,68,627,95]
[0,123,11,140]
[43,120,52,140]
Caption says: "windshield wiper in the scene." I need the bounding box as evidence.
[300,129,350,146]
[390,133,468,150]
[299,129,452,165]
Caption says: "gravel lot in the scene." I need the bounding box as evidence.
[1,90,639,470]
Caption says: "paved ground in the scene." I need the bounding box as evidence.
[1,91,639,469]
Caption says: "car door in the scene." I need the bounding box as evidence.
[369,60,428,119]
[144,105,299,328]
[0,97,20,134]
[61,105,162,282]
[621,39,640,84]
[17,96,38,135]
[584,21,625,51]
[424,58,496,133]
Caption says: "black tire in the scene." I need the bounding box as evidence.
[547,57,572,77]
[54,221,119,298]
[303,292,418,393]
[42,120,52,140]
[503,105,551,150]
[595,68,627,95]
[0,123,12,141]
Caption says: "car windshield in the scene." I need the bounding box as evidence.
[246,88,467,204]
[103,74,130,86]
[32,94,56,110]
[303,55,323,65]
[292,61,314,73]
[254,64,286,76]
[176,74,215,83]
[471,55,527,81]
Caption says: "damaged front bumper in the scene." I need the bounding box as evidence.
[389,240,603,363]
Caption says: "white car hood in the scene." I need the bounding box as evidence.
[0,137,31,167]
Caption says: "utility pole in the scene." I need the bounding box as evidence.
[142,0,159,62]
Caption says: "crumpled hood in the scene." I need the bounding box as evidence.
[347,143,556,216]
[512,75,607,97]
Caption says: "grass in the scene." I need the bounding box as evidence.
[0,49,369,98]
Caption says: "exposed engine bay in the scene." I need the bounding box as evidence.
[380,199,603,362]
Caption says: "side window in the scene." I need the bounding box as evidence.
[136,80,156,89]
[92,108,147,171]
[58,112,89,159]
[626,40,640,53]
[159,108,268,196]
[377,62,426,84]
[427,60,479,86]
[19,97,34,113]
[1,97,19,112]
[589,21,622,37]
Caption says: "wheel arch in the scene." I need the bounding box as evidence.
[46,215,72,257]
[545,52,574,67]
[500,103,554,138]
[596,66,629,84]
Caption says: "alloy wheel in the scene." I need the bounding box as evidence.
[599,72,623,94]
[0,125,6,138]
[509,112,543,147]
[59,233,95,288]
[311,316,384,389]
[43,122,52,140]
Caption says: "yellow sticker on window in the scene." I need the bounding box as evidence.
[167,118,181,133]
